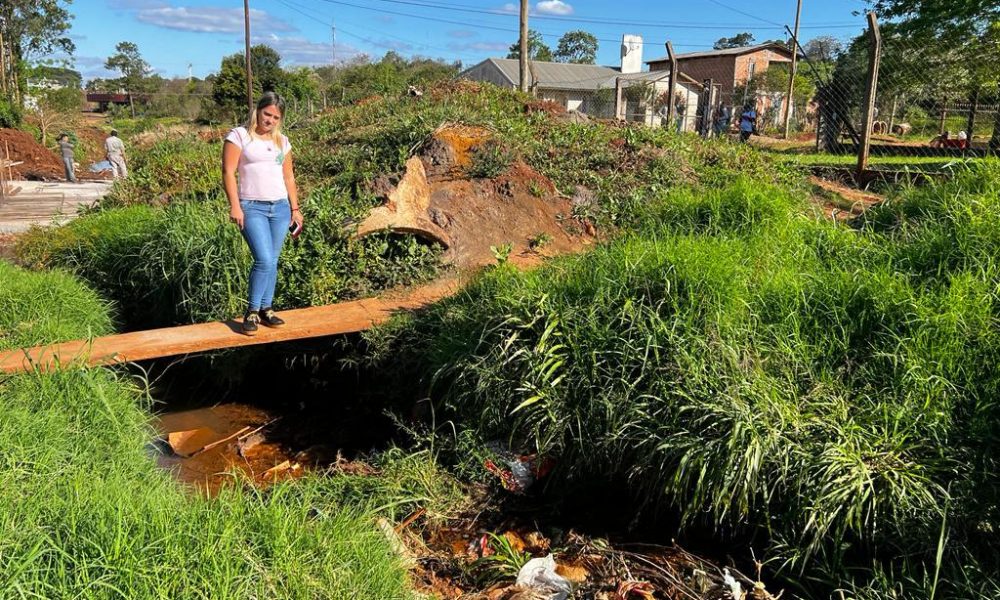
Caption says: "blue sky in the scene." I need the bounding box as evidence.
[60,0,872,82]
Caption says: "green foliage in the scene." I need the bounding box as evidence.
[0,264,418,598]
[466,140,514,179]
[16,195,440,328]
[210,44,318,123]
[102,136,220,206]
[507,29,553,62]
[470,533,532,584]
[104,41,156,100]
[318,53,460,106]
[369,163,1000,597]
[0,0,74,103]
[714,32,755,49]
[554,30,599,64]
[0,261,113,347]
[0,97,22,127]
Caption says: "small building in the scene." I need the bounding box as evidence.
[460,34,703,128]
[646,42,794,104]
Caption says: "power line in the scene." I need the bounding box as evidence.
[354,0,859,30]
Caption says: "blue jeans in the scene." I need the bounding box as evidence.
[240,199,290,312]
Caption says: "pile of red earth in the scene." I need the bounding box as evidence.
[0,128,65,181]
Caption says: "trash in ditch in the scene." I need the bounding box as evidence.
[167,427,219,457]
[723,568,744,600]
[515,555,572,600]
[89,160,112,173]
[237,431,266,457]
[483,441,555,494]
[262,460,301,480]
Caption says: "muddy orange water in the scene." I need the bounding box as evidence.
[154,404,302,495]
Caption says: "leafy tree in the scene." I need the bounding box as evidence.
[868,0,1000,149]
[0,0,75,112]
[320,52,459,106]
[25,86,81,145]
[211,44,289,122]
[104,41,153,117]
[507,30,554,62]
[554,30,598,64]
[803,36,843,62]
[713,32,755,50]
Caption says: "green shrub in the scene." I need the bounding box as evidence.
[103,136,220,206]
[0,98,21,128]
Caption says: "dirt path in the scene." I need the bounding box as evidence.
[810,175,884,221]
[0,277,460,374]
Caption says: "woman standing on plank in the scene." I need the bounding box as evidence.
[222,92,305,336]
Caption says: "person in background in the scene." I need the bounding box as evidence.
[105,130,127,179]
[715,104,732,137]
[222,92,304,336]
[57,134,77,183]
[739,103,757,142]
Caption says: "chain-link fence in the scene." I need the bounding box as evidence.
[817,14,997,163]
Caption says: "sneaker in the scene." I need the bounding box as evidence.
[242,311,260,336]
[258,307,285,328]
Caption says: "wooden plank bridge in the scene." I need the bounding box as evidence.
[0,279,457,375]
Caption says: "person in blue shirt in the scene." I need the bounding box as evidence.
[739,104,757,142]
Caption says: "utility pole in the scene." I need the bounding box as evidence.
[244,0,254,120]
[783,0,802,138]
[332,24,337,65]
[518,0,528,92]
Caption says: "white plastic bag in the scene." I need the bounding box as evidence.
[515,555,572,600]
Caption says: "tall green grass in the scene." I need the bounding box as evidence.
[0,262,434,598]
[15,196,439,328]
[368,164,1000,597]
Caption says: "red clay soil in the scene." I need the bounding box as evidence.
[0,128,110,181]
[358,123,595,270]
[0,128,64,180]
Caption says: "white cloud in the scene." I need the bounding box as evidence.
[106,0,167,9]
[136,6,296,33]
[73,55,117,81]
[535,1,573,15]
[495,3,518,14]
[448,30,477,39]
[448,41,509,52]
[251,33,361,66]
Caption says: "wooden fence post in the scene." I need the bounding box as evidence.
[615,77,624,121]
[857,12,881,182]
[665,42,678,124]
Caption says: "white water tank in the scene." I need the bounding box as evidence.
[621,34,643,74]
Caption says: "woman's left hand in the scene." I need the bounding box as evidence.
[290,209,304,232]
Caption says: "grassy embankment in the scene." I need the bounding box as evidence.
[362,162,1000,598]
[0,260,472,598]
[15,83,788,330]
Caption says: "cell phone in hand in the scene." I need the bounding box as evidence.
[289,220,303,238]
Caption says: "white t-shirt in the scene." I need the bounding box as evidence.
[225,127,291,201]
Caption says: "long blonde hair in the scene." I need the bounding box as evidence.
[247,91,285,146]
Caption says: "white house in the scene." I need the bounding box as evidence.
[460,35,703,128]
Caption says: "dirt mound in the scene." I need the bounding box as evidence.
[356,123,594,269]
[0,129,64,180]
